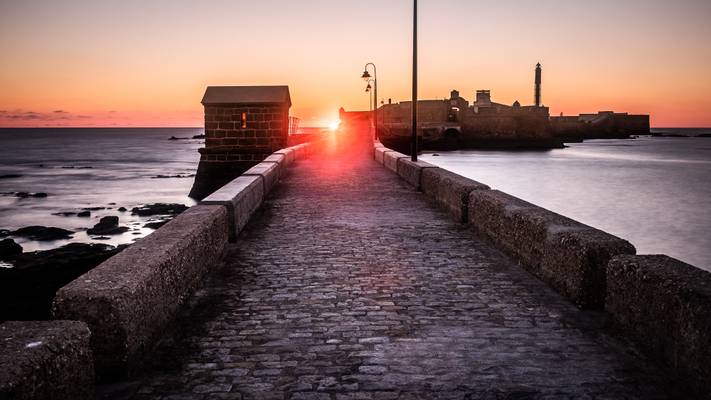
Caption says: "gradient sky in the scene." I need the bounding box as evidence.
[1,0,709,127]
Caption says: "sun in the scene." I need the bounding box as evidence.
[328,120,341,131]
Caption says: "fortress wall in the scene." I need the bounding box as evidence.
[617,114,650,134]
[0,320,94,400]
[51,141,317,382]
[461,113,552,140]
[607,255,711,393]
[374,140,711,387]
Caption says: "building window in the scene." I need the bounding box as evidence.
[241,112,247,129]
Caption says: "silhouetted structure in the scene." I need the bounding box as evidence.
[364,63,650,150]
[189,86,291,199]
[551,111,650,140]
[376,88,557,151]
[535,62,542,107]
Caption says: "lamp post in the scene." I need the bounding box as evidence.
[361,63,378,140]
[365,79,374,133]
[411,0,418,161]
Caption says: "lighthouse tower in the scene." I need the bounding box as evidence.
[534,63,542,107]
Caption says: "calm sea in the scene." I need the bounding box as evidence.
[2,128,710,272]
[0,128,202,261]
[422,129,711,271]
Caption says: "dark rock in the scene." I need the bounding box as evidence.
[698,133,711,138]
[15,192,48,198]
[0,243,126,320]
[168,136,189,141]
[77,211,91,217]
[432,153,440,156]
[143,220,170,230]
[151,174,195,179]
[131,203,188,217]
[117,207,127,212]
[82,207,106,211]
[192,134,206,139]
[87,216,129,235]
[0,174,22,179]
[0,229,9,237]
[108,202,116,205]
[0,239,22,260]
[53,211,77,217]
[11,226,74,241]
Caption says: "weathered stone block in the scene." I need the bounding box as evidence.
[0,320,94,400]
[273,148,295,167]
[382,150,408,173]
[468,190,635,308]
[606,255,711,393]
[52,205,229,380]
[374,147,390,164]
[396,158,438,190]
[243,161,280,195]
[292,143,309,160]
[263,153,285,165]
[202,175,264,241]
[421,168,490,222]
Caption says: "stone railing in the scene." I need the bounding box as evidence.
[374,141,711,392]
[1,142,317,391]
[374,142,633,308]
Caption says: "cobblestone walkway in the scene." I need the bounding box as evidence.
[116,133,680,399]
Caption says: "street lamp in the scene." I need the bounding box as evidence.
[365,79,374,133]
[411,0,418,161]
[361,63,378,140]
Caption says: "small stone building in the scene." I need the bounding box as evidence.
[189,85,291,199]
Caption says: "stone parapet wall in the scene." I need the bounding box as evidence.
[607,255,711,395]
[52,205,230,380]
[420,168,490,223]
[50,141,318,384]
[468,189,635,308]
[373,140,711,389]
[0,320,94,400]
[373,141,635,308]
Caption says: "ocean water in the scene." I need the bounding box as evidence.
[422,131,711,271]
[2,128,711,273]
[0,128,202,262]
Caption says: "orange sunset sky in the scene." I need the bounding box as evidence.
[1,0,710,128]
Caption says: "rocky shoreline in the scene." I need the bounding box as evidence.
[0,202,189,321]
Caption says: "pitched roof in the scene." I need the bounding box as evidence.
[201,86,291,106]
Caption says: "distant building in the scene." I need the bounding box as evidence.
[550,111,650,140]
[376,64,557,150]
[370,63,650,150]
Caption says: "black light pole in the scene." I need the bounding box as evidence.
[361,63,378,140]
[365,80,374,133]
[411,0,418,161]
